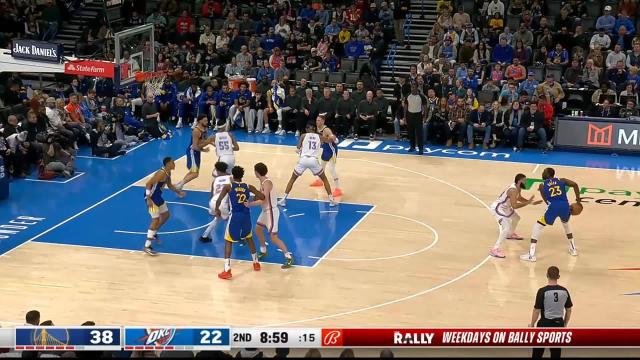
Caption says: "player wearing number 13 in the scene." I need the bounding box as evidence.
[215,166,265,280]
[213,130,239,174]
[277,121,336,207]
[521,168,581,262]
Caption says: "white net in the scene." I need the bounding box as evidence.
[144,74,166,97]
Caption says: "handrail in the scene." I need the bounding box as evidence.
[386,43,397,81]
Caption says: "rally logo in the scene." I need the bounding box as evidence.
[138,328,177,345]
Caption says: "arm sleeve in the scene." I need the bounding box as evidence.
[534,288,545,309]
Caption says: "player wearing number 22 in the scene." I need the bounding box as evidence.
[215,166,265,280]
[521,167,581,262]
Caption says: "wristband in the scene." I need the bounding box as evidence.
[145,189,151,196]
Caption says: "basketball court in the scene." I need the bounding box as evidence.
[0,133,639,356]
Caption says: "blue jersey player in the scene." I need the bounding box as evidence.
[143,157,185,255]
[175,114,213,191]
[215,166,265,280]
[521,167,582,262]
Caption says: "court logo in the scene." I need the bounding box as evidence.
[139,328,177,346]
[587,123,613,146]
[322,329,343,346]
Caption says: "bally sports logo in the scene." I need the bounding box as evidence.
[322,329,343,346]
[64,60,115,78]
[138,328,178,345]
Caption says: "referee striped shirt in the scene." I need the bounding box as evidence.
[534,285,573,321]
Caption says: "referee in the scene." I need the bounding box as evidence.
[403,82,426,155]
[529,266,573,359]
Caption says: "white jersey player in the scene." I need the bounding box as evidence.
[489,174,541,258]
[250,162,293,268]
[200,162,232,242]
[213,131,239,174]
[277,122,336,207]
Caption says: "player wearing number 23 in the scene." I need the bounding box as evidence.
[216,166,265,279]
[521,167,581,262]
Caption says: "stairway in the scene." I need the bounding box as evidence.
[55,0,105,56]
[379,0,437,99]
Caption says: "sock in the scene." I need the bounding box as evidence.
[202,218,218,238]
[145,239,152,247]
[329,194,335,202]
[251,253,258,263]
[529,242,537,256]
[224,258,231,272]
[282,193,289,200]
[260,246,267,253]
[147,229,156,239]
[334,178,341,189]
[284,252,292,259]
[175,181,184,190]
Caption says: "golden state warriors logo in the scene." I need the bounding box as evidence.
[138,328,177,346]
[32,328,69,346]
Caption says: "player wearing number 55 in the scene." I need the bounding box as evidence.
[215,166,265,280]
[521,168,581,262]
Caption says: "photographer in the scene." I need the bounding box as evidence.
[91,120,126,158]
[42,134,75,177]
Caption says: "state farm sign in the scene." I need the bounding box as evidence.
[64,60,115,78]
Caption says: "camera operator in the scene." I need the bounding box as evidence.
[42,133,75,177]
[91,120,126,158]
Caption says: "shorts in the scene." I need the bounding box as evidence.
[294,156,324,176]
[186,148,201,173]
[148,198,168,219]
[225,212,252,242]
[539,203,571,226]
[491,201,514,223]
[257,207,280,234]
[218,154,235,174]
[209,195,230,219]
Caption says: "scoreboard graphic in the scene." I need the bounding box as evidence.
[123,327,230,351]
[14,327,121,351]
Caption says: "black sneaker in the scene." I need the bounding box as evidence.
[199,236,212,243]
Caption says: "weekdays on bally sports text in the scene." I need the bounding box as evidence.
[3,6,640,358]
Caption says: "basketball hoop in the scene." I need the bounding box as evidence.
[135,71,166,97]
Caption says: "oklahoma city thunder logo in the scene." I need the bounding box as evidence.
[138,328,177,345]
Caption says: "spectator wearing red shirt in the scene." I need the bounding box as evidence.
[538,94,555,148]
[176,10,194,42]
[505,58,527,81]
[201,0,222,19]
[344,4,362,27]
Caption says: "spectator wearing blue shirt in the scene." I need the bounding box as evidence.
[256,60,276,82]
[546,44,569,66]
[344,38,366,58]
[492,38,514,64]
[255,15,273,36]
[260,28,284,53]
[596,6,616,34]
[518,72,539,96]
[324,19,341,38]
[463,69,479,92]
[299,4,316,22]
[439,38,457,63]
[614,14,635,36]
[456,64,468,80]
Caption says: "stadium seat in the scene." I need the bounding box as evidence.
[506,15,520,31]
[586,1,601,18]
[213,19,225,31]
[546,1,562,15]
[198,17,211,30]
[340,59,355,72]
[295,69,310,82]
[328,72,345,84]
[477,90,497,105]
[529,65,545,82]
[311,71,327,83]
[345,72,360,85]
[545,65,563,82]
[356,59,371,73]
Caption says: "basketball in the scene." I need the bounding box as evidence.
[570,202,583,216]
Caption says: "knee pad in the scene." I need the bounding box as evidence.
[562,221,572,235]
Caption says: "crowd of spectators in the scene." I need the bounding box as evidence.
[395,0,640,151]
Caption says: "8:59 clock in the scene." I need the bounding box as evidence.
[260,331,288,344]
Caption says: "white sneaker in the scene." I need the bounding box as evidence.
[520,253,537,262]
[569,248,578,256]
[262,128,271,134]
[295,130,300,137]
[176,119,183,128]
[329,198,337,207]
[277,198,286,207]
[276,128,285,135]
[248,129,253,134]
